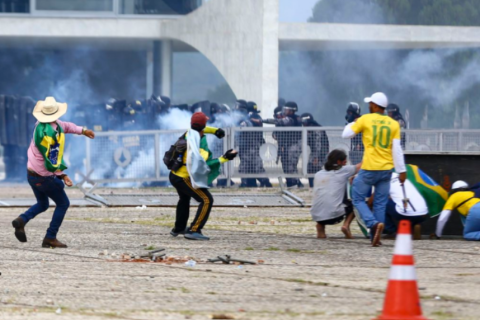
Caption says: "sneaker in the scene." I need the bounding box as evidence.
[12,217,27,243]
[170,228,187,237]
[184,232,210,241]
[370,222,384,247]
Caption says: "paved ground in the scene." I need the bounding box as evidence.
[0,186,479,320]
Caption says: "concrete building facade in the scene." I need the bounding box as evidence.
[2,0,480,115]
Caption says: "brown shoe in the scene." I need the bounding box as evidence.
[371,223,384,247]
[42,238,68,248]
[413,224,422,240]
[12,217,27,243]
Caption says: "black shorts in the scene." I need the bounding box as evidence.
[317,199,353,225]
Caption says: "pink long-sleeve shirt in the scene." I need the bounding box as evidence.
[27,120,83,177]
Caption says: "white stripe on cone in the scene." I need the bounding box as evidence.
[393,234,413,255]
[389,265,417,280]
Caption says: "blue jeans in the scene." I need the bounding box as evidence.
[385,199,427,233]
[352,169,392,229]
[20,174,70,239]
[464,203,480,241]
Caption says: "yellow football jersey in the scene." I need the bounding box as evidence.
[351,113,401,171]
[443,191,480,216]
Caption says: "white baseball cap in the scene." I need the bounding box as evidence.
[452,180,468,190]
[364,92,388,108]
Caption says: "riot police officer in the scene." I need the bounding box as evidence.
[247,101,272,188]
[345,102,363,165]
[264,101,303,188]
[301,113,329,188]
[386,103,406,148]
[235,100,257,187]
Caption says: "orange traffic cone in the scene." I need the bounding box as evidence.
[375,220,430,320]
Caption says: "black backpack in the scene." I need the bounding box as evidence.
[163,133,187,171]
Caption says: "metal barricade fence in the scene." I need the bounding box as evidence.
[85,130,229,184]
[82,128,480,185]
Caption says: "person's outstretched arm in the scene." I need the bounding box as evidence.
[435,209,452,238]
[342,117,363,139]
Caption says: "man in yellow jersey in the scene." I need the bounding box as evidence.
[169,112,237,241]
[342,92,406,246]
[435,181,480,240]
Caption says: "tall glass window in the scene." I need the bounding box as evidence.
[121,0,202,15]
[0,0,30,13]
[36,0,113,12]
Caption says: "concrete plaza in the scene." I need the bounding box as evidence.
[0,186,479,320]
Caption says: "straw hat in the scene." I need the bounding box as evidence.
[33,97,68,123]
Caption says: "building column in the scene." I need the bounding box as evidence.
[146,42,154,99]
[160,40,172,98]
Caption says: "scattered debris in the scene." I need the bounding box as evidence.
[322,293,328,297]
[135,205,147,210]
[435,296,441,300]
[46,299,53,305]
[185,260,197,267]
[210,314,235,319]
[55,308,62,314]
[208,255,256,265]
[257,260,265,264]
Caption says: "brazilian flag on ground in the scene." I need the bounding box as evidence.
[355,164,448,237]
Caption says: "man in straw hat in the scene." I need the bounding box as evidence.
[11,97,95,248]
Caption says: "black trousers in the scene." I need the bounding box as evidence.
[169,172,214,233]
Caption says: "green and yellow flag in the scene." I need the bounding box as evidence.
[34,122,67,173]
[406,164,448,217]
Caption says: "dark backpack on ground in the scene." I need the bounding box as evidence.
[163,133,187,171]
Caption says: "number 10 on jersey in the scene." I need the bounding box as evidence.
[372,125,391,148]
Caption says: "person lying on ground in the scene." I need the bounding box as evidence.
[12,97,95,248]
[310,149,361,239]
[435,181,480,241]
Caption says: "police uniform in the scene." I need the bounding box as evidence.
[345,103,363,165]
[301,113,329,188]
[236,103,258,187]
[274,102,303,188]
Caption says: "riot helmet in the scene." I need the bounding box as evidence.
[247,101,259,114]
[220,103,231,113]
[283,101,298,116]
[386,103,400,118]
[235,99,248,114]
[345,102,361,123]
[160,96,171,108]
[274,106,283,119]
[300,113,315,126]
[210,102,220,115]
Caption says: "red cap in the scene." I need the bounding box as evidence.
[191,112,209,131]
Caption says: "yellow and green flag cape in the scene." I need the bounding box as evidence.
[34,122,67,173]
[406,164,448,217]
